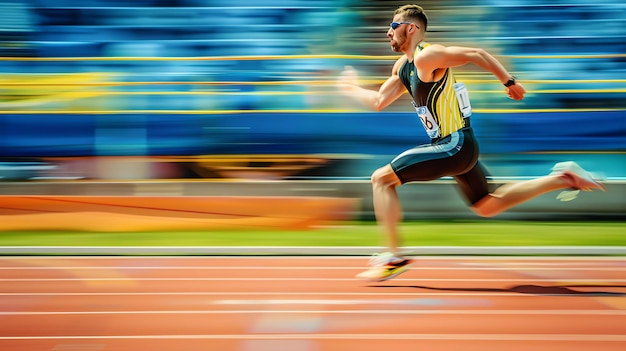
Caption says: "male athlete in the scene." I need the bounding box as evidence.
[338,4,605,282]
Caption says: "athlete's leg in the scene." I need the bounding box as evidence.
[371,130,475,257]
[358,128,476,282]
[471,175,565,217]
[371,164,403,255]
[356,164,411,282]
[471,161,605,218]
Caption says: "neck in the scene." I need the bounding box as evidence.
[405,40,424,62]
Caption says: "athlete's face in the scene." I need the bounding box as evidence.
[387,15,414,52]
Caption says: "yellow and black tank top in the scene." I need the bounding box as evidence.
[399,42,465,139]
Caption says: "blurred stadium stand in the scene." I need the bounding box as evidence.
[0,0,624,186]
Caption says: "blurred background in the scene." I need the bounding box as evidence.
[0,0,624,222]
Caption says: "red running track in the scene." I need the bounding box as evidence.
[0,256,625,351]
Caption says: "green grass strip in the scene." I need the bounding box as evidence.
[0,220,624,247]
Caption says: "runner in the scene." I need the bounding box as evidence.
[338,4,605,282]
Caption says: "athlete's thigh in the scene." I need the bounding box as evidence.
[390,131,473,183]
[454,160,491,205]
[390,144,459,182]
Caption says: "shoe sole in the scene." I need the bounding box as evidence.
[374,265,411,282]
[358,263,412,282]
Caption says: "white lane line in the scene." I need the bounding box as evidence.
[1,278,625,282]
[1,245,625,255]
[1,266,625,271]
[1,310,624,316]
[0,334,625,341]
[211,298,618,306]
[1,255,623,261]
[460,261,626,266]
[0,291,604,297]
[218,298,476,305]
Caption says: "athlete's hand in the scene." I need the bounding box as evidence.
[337,65,359,93]
[506,82,526,100]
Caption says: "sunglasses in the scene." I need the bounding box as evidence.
[390,22,417,30]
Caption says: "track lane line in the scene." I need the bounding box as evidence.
[2,278,625,282]
[2,266,625,270]
[2,310,624,315]
[1,334,625,341]
[0,291,617,296]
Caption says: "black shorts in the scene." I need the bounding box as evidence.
[390,127,491,205]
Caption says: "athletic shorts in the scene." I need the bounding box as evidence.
[390,127,491,205]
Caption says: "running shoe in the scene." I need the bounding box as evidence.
[550,161,606,192]
[356,252,412,282]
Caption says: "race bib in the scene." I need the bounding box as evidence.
[412,102,440,138]
[453,82,472,118]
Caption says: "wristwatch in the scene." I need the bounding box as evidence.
[504,76,516,87]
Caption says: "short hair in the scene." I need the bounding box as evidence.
[394,4,428,31]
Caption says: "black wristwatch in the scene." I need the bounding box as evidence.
[504,76,516,87]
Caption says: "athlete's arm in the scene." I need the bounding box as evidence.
[338,57,408,111]
[415,44,526,100]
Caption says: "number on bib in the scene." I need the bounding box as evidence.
[413,104,440,138]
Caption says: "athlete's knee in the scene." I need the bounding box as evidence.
[370,168,386,188]
[371,165,400,189]
[470,194,500,218]
[471,206,498,218]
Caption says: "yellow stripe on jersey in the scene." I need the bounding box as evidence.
[434,70,464,137]
[416,42,465,138]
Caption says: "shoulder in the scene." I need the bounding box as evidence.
[416,43,446,58]
[414,43,453,71]
[391,55,409,75]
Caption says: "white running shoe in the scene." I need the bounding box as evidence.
[551,161,606,192]
[356,252,412,282]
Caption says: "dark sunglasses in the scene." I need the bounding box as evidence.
[390,22,417,30]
